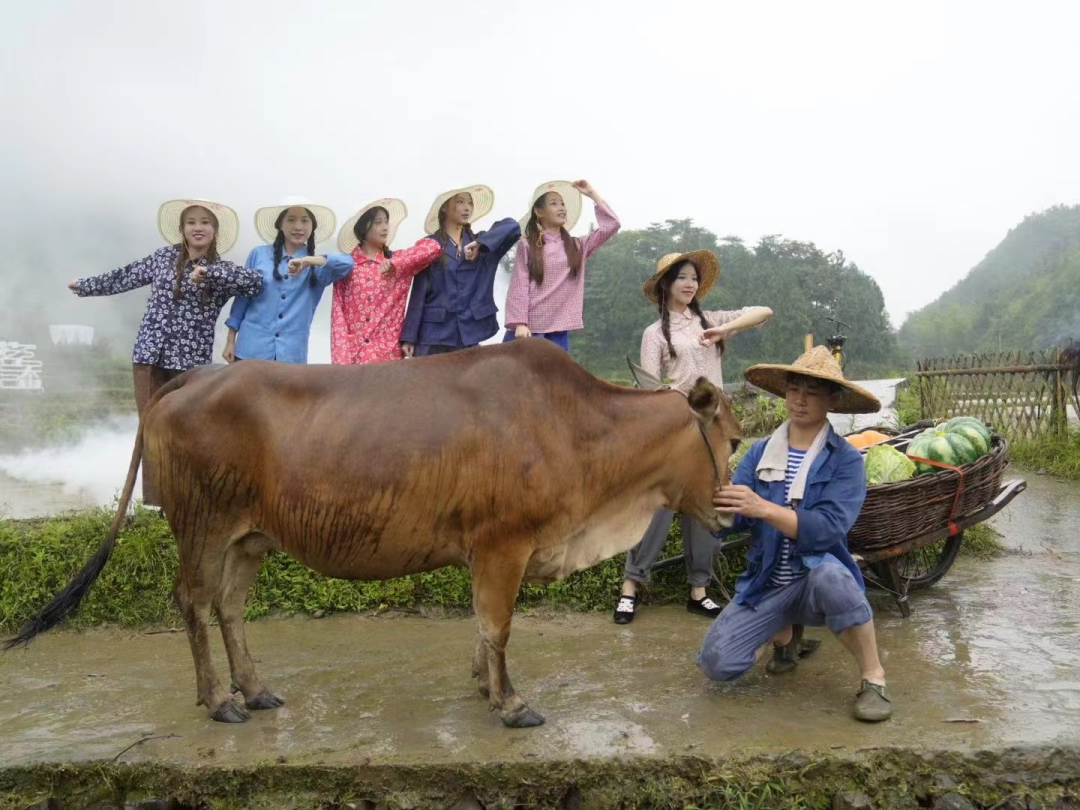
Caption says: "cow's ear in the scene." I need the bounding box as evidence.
[687,377,721,423]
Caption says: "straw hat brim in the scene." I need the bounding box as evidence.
[158,199,239,254]
[642,250,721,303]
[518,181,583,234]
[744,353,882,415]
[254,203,337,245]
[338,199,408,253]
[424,185,495,236]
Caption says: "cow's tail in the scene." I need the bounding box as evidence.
[0,372,196,649]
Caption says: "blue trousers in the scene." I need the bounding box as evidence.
[697,562,873,682]
[502,330,570,352]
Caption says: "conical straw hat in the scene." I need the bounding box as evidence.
[254,197,337,245]
[518,180,583,234]
[424,185,495,236]
[158,198,240,253]
[744,346,881,415]
[338,198,408,253]
[642,250,721,303]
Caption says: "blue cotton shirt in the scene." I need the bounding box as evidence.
[400,218,521,348]
[720,423,868,608]
[225,244,353,363]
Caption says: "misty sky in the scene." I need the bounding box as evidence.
[4,0,1079,345]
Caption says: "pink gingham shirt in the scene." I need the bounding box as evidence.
[503,201,620,333]
[640,307,756,393]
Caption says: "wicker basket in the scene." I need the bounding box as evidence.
[848,434,1010,552]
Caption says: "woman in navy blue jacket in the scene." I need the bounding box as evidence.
[400,185,520,356]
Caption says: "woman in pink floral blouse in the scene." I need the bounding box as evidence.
[331,199,442,365]
[613,250,773,625]
[503,179,619,352]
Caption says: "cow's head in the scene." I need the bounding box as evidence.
[679,377,742,532]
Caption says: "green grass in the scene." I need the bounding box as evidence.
[1010,429,1080,480]
[0,506,747,634]
[960,523,1008,560]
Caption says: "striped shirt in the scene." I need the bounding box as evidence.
[767,447,808,589]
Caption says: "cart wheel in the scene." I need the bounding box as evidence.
[873,532,964,591]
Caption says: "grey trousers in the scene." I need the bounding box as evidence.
[624,508,716,588]
[697,562,873,682]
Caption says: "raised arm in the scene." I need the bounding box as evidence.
[69,251,157,297]
[383,238,441,279]
[700,306,773,347]
[473,218,522,266]
[573,180,620,258]
[205,260,263,298]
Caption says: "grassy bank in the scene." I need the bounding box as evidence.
[0,506,746,634]
[0,502,1007,635]
[1010,430,1080,480]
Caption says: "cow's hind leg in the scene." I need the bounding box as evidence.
[472,551,543,728]
[472,629,490,698]
[175,563,249,724]
[217,534,283,711]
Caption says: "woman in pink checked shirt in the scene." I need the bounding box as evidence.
[331,199,442,365]
[502,179,619,351]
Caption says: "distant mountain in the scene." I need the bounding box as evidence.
[899,205,1080,360]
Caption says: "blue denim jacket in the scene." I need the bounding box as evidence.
[400,218,521,348]
[723,423,867,608]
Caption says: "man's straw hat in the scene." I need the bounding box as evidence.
[158,198,239,253]
[338,198,408,253]
[519,180,583,233]
[744,346,881,414]
[642,250,721,304]
[254,197,337,245]
[424,185,495,236]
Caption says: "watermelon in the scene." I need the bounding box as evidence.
[906,431,978,474]
[947,423,990,457]
[943,416,991,438]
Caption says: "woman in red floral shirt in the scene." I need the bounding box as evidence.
[331,199,441,365]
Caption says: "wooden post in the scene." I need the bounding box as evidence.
[804,334,813,353]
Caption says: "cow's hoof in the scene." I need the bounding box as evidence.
[211,702,251,723]
[501,706,545,728]
[246,691,285,711]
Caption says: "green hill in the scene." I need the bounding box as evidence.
[899,204,1080,360]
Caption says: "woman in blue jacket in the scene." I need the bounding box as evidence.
[400,185,520,357]
[224,201,354,363]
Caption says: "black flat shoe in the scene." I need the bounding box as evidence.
[686,596,722,618]
[613,594,637,624]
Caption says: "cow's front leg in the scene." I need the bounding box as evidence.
[471,630,490,698]
[471,551,544,728]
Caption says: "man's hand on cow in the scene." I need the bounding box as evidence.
[463,241,480,262]
[713,485,772,519]
[700,324,735,347]
[288,256,327,276]
[378,260,394,276]
[401,342,415,358]
[515,325,532,339]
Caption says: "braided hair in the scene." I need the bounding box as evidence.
[524,192,581,285]
[657,261,725,359]
[173,205,221,303]
[353,206,394,258]
[272,207,319,287]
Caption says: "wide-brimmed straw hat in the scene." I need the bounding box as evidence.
[338,198,408,253]
[424,185,495,236]
[254,197,337,245]
[519,180,583,234]
[642,250,721,304]
[158,198,239,253]
[744,346,881,414]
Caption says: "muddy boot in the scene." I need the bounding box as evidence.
[766,624,803,674]
[853,680,892,722]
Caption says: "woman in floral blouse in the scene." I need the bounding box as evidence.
[613,250,773,625]
[331,199,442,365]
[67,198,262,505]
[503,179,620,352]
[224,201,352,364]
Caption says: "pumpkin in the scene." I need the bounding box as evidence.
[845,430,891,450]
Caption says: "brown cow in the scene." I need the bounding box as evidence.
[7,339,740,728]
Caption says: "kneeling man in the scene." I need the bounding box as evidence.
[699,347,892,722]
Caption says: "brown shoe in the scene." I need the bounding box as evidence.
[853,680,892,722]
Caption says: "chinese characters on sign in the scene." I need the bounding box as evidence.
[0,342,44,391]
